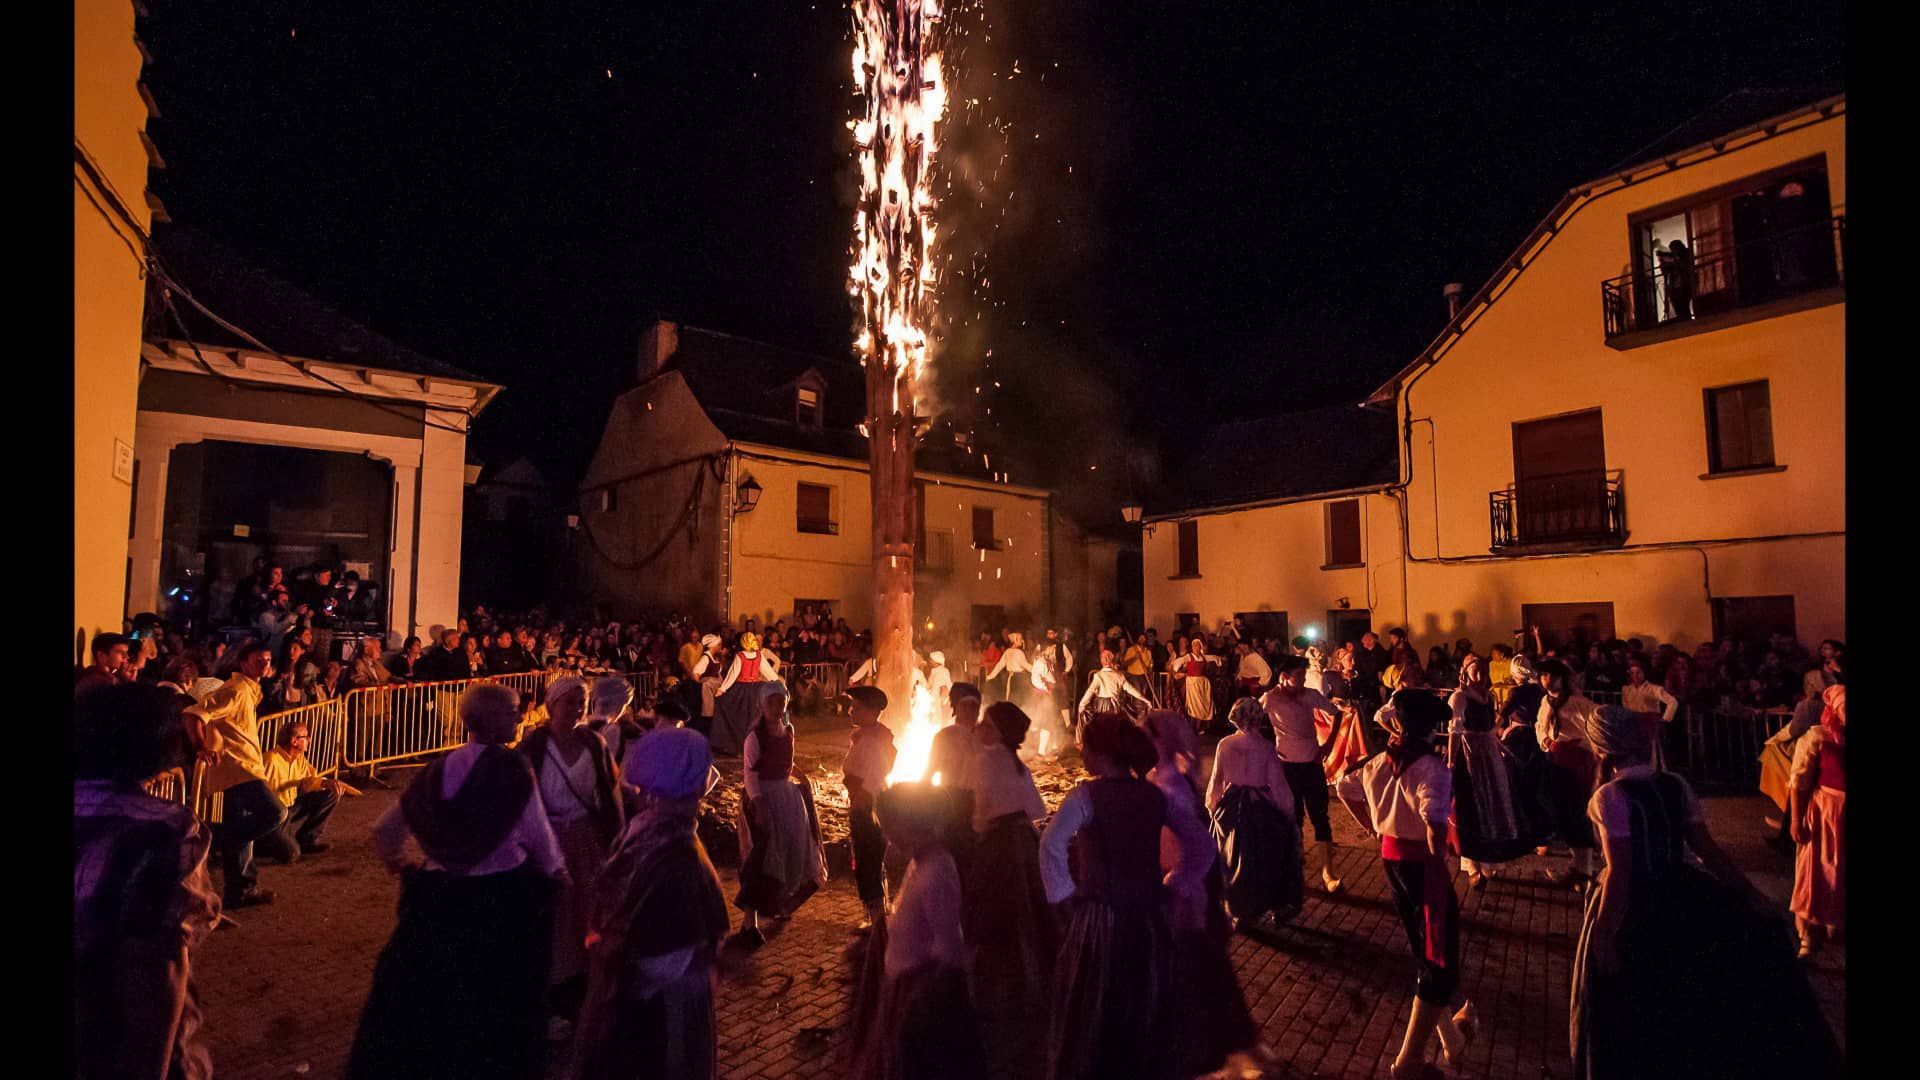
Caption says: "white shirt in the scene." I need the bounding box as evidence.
[1538,693,1603,751]
[885,849,967,978]
[847,657,877,686]
[1205,730,1296,817]
[986,646,1031,681]
[971,744,1046,831]
[1237,652,1272,684]
[1079,668,1148,712]
[928,664,953,702]
[1030,654,1057,693]
[537,738,601,825]
[842,723,896,789]
[716,651,780,696]
[1335,751,1451,842]
[1588,764,1702,839]
[1261,686,1337,763]
[1621,681,1679,723]
[1038,784,1096,903]
[371,743,567,878]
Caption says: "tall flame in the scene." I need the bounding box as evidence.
[886,681,948,786]
[850,0,946,412]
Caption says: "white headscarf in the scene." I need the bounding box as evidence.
[544,674,588,707]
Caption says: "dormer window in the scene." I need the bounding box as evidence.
[796,385,822,428]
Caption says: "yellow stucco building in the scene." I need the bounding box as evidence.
[1146,91,1845,654]
[74,0,158,654]
[578,321,1080,641]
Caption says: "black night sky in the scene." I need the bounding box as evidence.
[138,1,1844,521]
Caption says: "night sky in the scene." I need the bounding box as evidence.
[139,1,1843,522]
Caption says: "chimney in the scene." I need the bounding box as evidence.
[1443,282,1465,319]
[638,319,680,382]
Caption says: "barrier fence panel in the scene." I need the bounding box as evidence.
[1683,704,1790,792]
[789,662,847,714]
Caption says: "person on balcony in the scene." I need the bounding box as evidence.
[1657,239,1695,320]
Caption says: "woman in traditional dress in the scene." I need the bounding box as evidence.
[1205,698,1303,929]
[984,631,1033,709]
[1173,637,1223,736]
[711,632,777,755]
[854,782,988,1080]
[1144,709,1269,1078]
[1079,648,1152,725]
[569,728,730,1080]
[1450,654,1535,888]
[1570,704,1836,1080]
[518,675,625,1039]
[352,684,564,1080]
[733,683,827,947]
[1040,713,1174,1080]
[964,701,1054,1076]
[1335,690,1477,1080]
[1789,683,1845,960]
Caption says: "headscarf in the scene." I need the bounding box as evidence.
[739,632,761,653]
[588,676,634,719]
[1508,654,1536,685]
[1820,684,1846,744]
[700,633,721,651]
[189,677,225,703]
[1227,697,1266,735]
[545,674,588,707]
[1586,703,1650,763]
[929,650,945,667]
[622,726,713,799]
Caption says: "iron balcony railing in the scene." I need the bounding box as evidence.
[1601,214,1845,338]
[1489,468,1626,550]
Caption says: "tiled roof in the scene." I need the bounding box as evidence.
[149,225,492,385]
[1146,401,1398,518]
[664,326,1000,482]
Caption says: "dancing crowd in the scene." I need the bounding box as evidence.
[76,605,1845,1080]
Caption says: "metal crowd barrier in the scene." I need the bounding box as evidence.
[1681,704,1790,792]
[789,662,848,712]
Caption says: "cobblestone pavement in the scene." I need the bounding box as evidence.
[194,724,1843,1080]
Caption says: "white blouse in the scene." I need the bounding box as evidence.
[1205,731,1296,817]
[885,849,967,978]
[986,646,1031,681]
[971,743,1047,831]
[371,743,566,878]
[538,738,601,825]
[1335,752,1451,843]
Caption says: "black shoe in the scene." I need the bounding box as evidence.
[226,889,276,909]
[732,926,767,951]
[300,841,332,855]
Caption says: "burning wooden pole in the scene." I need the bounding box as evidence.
[849,0,945,739]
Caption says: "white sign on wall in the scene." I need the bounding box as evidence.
[112,439,134,485]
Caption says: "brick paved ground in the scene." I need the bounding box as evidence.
[195,724,1843,1079]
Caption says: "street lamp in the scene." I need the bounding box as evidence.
[734,474,763,514]
[1121,502,1143,525]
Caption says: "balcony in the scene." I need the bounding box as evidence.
[1489,469,1627,552]
[1601,215,1845,348]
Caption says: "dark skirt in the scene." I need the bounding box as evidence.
[1210,785,1304,922]
[1168,866,1260,1076]
[1546,743,1599,849]
[571,954,717,1080]
[855,963,988,1080]
[1453,732,1546,864]
[1047,898,1175,1080]
[1382,856,1461,1005]
[965,814,1057,1008]
[1571,863,1838,1080]
[347,866,557,1080]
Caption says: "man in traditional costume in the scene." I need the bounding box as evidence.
[844,686,899,930]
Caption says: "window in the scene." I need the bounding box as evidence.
[1712,596,1796,645]
[796,385,822,428]
[920,528,955,571]
[1324,499,1363,567]
[796,482,836,535]
[1704,381,1776,473]
[1618,158,1838,333]
[972,506,998,550]
[1175,520,1199,577]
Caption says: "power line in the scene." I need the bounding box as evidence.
[75,136,478,436]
